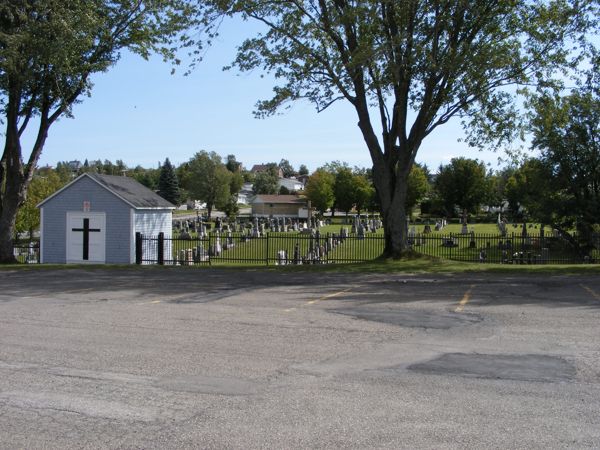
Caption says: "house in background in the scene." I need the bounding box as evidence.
[250,164,284,179]
[277,177,304,193]
[237,182,255,205]
[37,173,174,264]
[251,195,309,218]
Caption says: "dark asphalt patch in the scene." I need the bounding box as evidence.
[408,353,576,382]
[333,307,482,329]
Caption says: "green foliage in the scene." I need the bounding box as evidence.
[406,165,430,215]
[229,170,244,195]
[278,159,296,178]
[298,164,309,176]
[181,151,231,218]
[202,0,591,256]
[333,167,356,214]
[353,174,375,214]
[305,169,335,215]
[524,67,600,242]
[252,170,279,195]
[157,158,180,205]
[504,159,553,220]
[16,170,65,239]
[434,158,490,217]
[131,165,160,191]
[226,154,242,173]
[0,0,201,262]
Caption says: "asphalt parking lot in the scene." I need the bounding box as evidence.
[1,268,600,449]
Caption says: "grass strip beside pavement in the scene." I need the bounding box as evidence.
[2,254,600,275]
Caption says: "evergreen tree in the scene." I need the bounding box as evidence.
[157,158,180,205]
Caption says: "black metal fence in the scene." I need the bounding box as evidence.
[135,232,385,265]
[12,232,597,266]
[408,232,600,264]
[12,242,40,264]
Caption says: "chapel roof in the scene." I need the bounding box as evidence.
[38,173,175,209]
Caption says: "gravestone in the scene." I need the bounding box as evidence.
[277,250,287,265]
[194,244,209,262]
[340,227,348,240]
[357,223,365,240]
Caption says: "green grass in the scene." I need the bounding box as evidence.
[4,253,600,275]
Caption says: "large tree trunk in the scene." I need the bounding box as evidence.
[376,166,411,259]
[0,127,25,264]
[0,82,49,264]
[0,193,21,264]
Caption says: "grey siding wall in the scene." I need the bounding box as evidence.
[41,177,132,263]
[133,210,172,237]
[133,210,172,264]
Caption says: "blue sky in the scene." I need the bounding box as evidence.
[28,18,505,173]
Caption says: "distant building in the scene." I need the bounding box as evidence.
[277,178,304,193]
[186,199,207,210]
[296,174,310,185]
[251,195,309,218]
[250,164,284,179]
[237,182,255,205]
[37,173,174,264]
[66,160,82,172]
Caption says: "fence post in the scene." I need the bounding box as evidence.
[135,232,142,264]
[158,232,164,265]
[265,232,269,266]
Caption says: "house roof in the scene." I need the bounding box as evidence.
[38,173,175,209]
[277,178,304,190]
[250,164,269,172]
[251,195,307,205]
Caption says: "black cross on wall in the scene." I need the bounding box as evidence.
[72,218,101,260]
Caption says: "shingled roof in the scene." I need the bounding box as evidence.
[38,173,175,209]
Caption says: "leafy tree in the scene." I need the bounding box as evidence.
[229,170,244,196]
[221,195,240,219]
[322,161,349,174]
[252,169,279,195]
[204,0,591,257]
[298,164,309,176]
[353,173,375,214]
[279,185,290,195]
[434,158,489,219]
[181,151,231,219]
[525,66,600,247]
[16,169,65,240]
[0,0,199,262]
[226,154,242,173]
[333,167,356,215]
[504,159,553,220]
[157,158,180,205]
[278,159,296,178]
[406,165,430,216]
[131,165,160,191]
[305,169,335,215]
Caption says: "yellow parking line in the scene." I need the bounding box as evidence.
[455,284,476,313]
[306,286,356,306]
[285,286,358,312]
[580,284,600,301]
